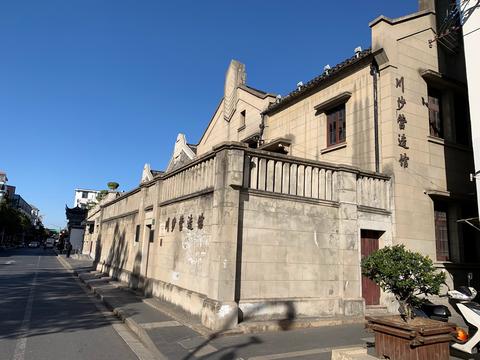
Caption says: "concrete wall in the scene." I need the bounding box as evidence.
[69,228,84,252]
[371,11,477,262]
[83,143,392,329]
[197,58,275,156]
[237,151,392,320]
[259,10,477,268]
[197,88,274,156]
[148,193,213,302]
[264,66,375,171]
[238,192,347,319]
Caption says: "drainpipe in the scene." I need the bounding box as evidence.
[370,62,380,173]
[258,113,266,147]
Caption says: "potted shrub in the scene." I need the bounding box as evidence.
[362,245,453,360]
[107,182,119,191]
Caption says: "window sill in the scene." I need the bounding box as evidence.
[321,142,347,155]
[434,261,453,267]
[427,136,472,152]
[427,135,445,145]
[237,125,246,132]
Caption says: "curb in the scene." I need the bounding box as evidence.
[57,257,368,345]
[56,255,165,359]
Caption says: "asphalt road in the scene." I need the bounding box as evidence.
[0,247,138,360]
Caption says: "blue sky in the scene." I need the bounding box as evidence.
[1,1,418,228]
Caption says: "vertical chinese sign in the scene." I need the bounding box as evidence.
[396,76,409,168]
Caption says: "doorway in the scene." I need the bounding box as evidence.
[361,230,382,306]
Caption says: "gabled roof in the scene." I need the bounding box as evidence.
[187,143,197,154]
[238,84,276,99]
[264,48,373,115]
[151,170,164,177]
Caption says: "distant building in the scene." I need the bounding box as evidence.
[65,205,88,252]
[0,171,42,225]
[74,189,100,209]
[0,171,7,201]
[11,194,33,219]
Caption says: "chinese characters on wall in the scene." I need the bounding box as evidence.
[396,76,409,168]
[165,213,205,232]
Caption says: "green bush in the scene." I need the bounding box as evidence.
[361,244,445,320]
[96,190,109,202]
[107,182,119,191]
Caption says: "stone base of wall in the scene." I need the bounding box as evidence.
[238,297,364,321]
[97,262,365,330]
[96,262,238,330]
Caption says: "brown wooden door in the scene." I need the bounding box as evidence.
[361,230,381,305]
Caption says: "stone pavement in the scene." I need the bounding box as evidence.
[56,254,477,360]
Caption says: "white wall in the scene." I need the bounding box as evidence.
[70,228,84,251]
[74,190,99,208]
[462,1,480,215]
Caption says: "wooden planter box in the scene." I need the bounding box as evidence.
[366,316,455,360]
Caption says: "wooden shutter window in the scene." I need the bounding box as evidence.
[326,105,346,147]
[428,90,443,138]
[434,209,449,261]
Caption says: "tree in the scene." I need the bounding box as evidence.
[96,190,109,202]
[107,182,119,191]
[0,198,44,245]
[361,245,446,321]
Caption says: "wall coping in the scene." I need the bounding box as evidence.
[92,141,390,216]
[369,10,434,28]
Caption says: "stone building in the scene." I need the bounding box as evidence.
[82,0,478,330]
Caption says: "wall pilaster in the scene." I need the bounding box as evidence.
[202,145,245,330]
[337,170,363,316]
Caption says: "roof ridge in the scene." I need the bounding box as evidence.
[265,48,372,114]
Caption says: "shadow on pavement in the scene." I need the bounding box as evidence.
[0,252,140,341]
[181,300,297,360]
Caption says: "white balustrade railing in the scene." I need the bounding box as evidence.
[160,157,216,203]
[243,154,338,202]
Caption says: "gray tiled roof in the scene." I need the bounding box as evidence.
[264,48,372,114]
[187,143,197,154]
[151,170,164,177]
[239,84,276,99]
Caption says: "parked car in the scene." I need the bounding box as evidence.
[45,238,54,248]
[28,241,40,248]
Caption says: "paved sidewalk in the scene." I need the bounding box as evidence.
[56,254,372,359]
[56,254,475,360]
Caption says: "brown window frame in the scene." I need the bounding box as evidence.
[326,104,346,147]
[428,88,443,138]
[434,203,450,261]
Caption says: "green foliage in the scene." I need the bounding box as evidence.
[107,182,119,191]
[86,201,96,210]
[361,245,446,320]
[96,190,109,202]
[0,199,45,245]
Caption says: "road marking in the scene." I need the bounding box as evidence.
[12,256,41,360]
[140,320,182,329]
[248,344,365,360]
[56,255,167,360]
